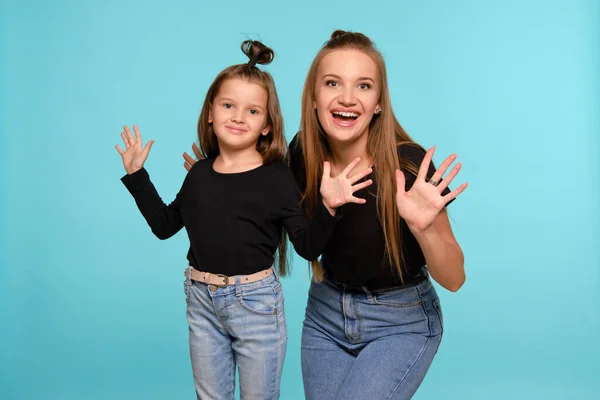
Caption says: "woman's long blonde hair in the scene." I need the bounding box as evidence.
[300,30,421,281]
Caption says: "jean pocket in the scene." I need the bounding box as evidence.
[372,287,423,308]
[238,285,279,316]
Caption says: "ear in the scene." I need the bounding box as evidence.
[208,104,213,123]
[261,125,271,136]
[313,100,317,110]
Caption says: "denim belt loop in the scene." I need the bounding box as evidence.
[362,286,374,301]
[184,266,192,304]
[235,275,242,296]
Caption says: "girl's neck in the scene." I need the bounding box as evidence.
[213,146,264,174]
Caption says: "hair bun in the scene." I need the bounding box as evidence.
[327,30,373,47]
[330,30,349,41]
[241,40,274,67]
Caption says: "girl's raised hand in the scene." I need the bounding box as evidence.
[395,146,468,233]
[115,125,154,175]
[320,158,373,214]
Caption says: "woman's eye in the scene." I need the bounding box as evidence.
[326,80,338,87]
[359,83,371,90]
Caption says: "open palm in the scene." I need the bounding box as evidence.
[115,125,154,174]
[320,158,373,210]
[396,147,468,232]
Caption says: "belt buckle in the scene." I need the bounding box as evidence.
[212,273,229,288]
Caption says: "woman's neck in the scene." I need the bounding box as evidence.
[327,134,372,177]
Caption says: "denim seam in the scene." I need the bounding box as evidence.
[433,299,444,334]
[269,300,282,399]
[372,299,423,308]
[388,337,431,400]
[415,285,432,337]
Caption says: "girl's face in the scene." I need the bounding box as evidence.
[314,49,381,146]
[210,78,270,152]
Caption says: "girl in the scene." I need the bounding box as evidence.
[116,40,373,400]
[183,31,468,399]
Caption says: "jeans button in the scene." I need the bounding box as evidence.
[209,285,217,292]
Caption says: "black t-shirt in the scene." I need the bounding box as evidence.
[288,134,452,289]
[121,158,340,276]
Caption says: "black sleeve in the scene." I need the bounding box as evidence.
[399,144,454,206]
[276,167,341,261]
[120,168,185,239]
[286,133,307,193]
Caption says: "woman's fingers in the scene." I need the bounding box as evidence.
[429,153,457,185]
[436,162,462,192]
[416,146,435,181]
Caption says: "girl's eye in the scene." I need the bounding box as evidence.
[223,103,233,109]
[359,83,371,90]
[326,80,338,87]
[249,109,258,115]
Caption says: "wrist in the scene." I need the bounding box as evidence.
[126,166,142,175]
[407,221,436,238]
[322,198,337,217]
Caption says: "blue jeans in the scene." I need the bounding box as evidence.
[301,271,443,400]
[184,269,287,400]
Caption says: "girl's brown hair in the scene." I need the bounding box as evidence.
[196,40,290,275]
[300,30,421,281]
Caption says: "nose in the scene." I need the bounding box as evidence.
[338,86,356,106]
[231,108,244,124]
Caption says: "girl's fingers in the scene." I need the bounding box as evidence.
[120,132,130,148]
[349,167,372,185]
[341,157,361,177]
[322,161,331,179]
[351,179,373,193]
[349,195,367,205]
[124,125,135,145]
[395,169,406,194]
[116,144,125,155]
[133,125,142,145]
[142,139,154,157]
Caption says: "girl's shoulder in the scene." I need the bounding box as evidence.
[184,157,215,180]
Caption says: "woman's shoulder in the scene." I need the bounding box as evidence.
[397,142,426,164]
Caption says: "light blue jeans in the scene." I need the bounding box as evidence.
[184,268,287,400]
[301,270,443,400]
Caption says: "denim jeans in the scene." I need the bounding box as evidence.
[184,268,287,400]
[301,270,443,400]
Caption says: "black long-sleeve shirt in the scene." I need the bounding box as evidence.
[121,158,341,276]
[288,134,452,289]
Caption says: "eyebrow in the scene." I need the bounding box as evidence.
[322,74,376,84]
[218,97,266,110]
